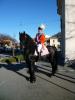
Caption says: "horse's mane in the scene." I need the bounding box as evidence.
[25,33,36,54]
[25,33,33,41]
[25,33,36,47]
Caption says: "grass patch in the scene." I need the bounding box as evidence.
[0,55,25,63]
[16,55,25,61]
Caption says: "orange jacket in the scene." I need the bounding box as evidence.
[39,34,46,44]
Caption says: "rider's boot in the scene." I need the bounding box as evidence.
[37,52,41,60]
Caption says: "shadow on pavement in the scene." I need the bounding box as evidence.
[0,62,29,81]
[68,61,75,70]
[36,75,75,95]
[38,64,75,78]
[36,65,75,84]
[0,61,75,94]
[57,51,65,66]
[57,51,75,70]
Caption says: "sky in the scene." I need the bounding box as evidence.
[0,0,60,42]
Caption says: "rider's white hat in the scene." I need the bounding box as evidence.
[39,24,46,30]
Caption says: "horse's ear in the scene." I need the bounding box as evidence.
[19,32,21,36]
[23,31,26,35]
[19,32,21,40]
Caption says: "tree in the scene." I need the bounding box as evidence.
[0,33,17,45]
[0,33,18,56]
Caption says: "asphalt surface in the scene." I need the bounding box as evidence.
[0,53,11,59]
[0,61,75,100]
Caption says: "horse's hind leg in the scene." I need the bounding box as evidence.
[51,55,58,76]
[51,62,57,75]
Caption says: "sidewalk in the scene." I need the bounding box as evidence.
[0,62,75,100]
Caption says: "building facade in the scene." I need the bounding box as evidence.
[45,35,60,49]
[57,0,75,63]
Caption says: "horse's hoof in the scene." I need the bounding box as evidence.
[49,74,52,77]
[50,73,55,77]
[26,77,30,81]
[30,80,36,83]
[30,78,36,83]
[33,79,36,83]
[27,70,30,74]
[30,81,34,83]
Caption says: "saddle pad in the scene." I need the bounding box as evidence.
[41,46,49,56]
[34,46,49,56]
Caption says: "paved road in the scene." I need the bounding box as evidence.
[0,61,75,100]
[0,53,11,57]
[0,53,11,59]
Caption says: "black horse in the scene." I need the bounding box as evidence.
[19,32,58,83]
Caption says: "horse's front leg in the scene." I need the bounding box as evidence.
[28,55,36,83]
[29,60,36,83]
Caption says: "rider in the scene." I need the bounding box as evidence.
[35,24,46,57]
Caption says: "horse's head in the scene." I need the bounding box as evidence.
[19,31,26,41]
[19,31,26,48]
[19,31,36,54]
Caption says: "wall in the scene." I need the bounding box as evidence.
[50,38,60,48]
[46,37,60,49]
[65,0,75,61]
